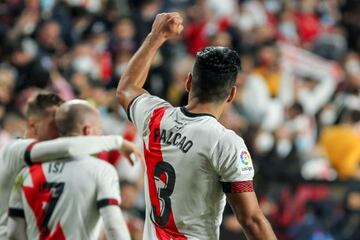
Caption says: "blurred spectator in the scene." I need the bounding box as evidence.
[0,64,16,107]
[167,55,194,106]
[320,110,360,180]
[37,20,66,58]
[254,46,282,98]
[0,112,26,143]
[120,181,144,240]
[295,0,322,45]
[10,40,51,91]
[333,184,360,239]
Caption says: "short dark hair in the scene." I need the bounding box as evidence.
[191,47,241,102]
[26,92,64,118]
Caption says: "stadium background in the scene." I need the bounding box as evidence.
[0,0,359,239]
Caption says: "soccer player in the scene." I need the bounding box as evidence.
[0,93,141,239]
[117,12,276,239]
[8,100,132,240]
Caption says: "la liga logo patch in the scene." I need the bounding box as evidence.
[240,150,251,166]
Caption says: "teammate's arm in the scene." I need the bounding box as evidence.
[29,136,142,165]
[96,164,130,240]
[7,217,27,240]
[7,136,142,167]
[7,171,27,240]
[226,192,276,240]
[116,12,183,111]
[100,206,130,240]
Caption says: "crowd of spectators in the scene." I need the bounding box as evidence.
[0,0,359,239]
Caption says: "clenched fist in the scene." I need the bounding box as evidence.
[151,12,183,42]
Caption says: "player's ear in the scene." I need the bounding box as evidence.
[26,119,37,137]
[226,86,237,103]
[185,73,192,92]
[83,125,92,136]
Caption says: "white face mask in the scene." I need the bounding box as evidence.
[255,131,274,154]
[72,55,99,78]
[115,63,128,77]
[320,109,337,126]
[295,136,313,154]
[279,22,297,39]
[264,0,281,13]
[94,41,107,52]
[276,139,292,158]
[345,59,360,76]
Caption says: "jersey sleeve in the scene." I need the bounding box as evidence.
[96,163,121,209]
[30,136,124,163]
[100,206,131,240]
[127,94,171,136]
[2,136,124,167]
[8,169,26,219]
[211,131,255,194]
[0,139,35,173]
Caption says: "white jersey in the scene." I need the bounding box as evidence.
[0,139,34,239]
[8,156,121,240]
[0,136,124,239]
[128,94,255,240]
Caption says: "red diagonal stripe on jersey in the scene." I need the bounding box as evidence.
[144,107,187,240]
[23,164,65,240]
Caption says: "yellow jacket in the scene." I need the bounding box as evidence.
[320,125,360,179]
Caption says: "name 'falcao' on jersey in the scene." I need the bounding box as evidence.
[154,128,193,153]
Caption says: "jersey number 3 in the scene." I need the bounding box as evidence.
[152,161,176,226]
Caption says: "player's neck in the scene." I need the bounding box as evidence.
[186,100,225,120]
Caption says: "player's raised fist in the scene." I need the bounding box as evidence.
[151,12,183,41]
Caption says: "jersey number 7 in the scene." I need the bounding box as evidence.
[40,182,65,236]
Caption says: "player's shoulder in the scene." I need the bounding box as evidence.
[1,138,34,152]
[183,117,244,144]
[80,156,118,175]
[129,94,173,124]
[214,127,247,151]
[0,138,34,163]
[208,121,245,142]
[134,94,172,109]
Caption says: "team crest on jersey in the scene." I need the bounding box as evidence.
[240,150,252,171]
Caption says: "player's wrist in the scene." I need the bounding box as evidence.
[147,32,166,48]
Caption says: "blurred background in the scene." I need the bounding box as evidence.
[0,0,359,239]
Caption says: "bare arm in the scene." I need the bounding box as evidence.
[226,192,276,240]
[116,12,183,111]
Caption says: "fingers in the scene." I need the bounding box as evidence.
[152,12,183,40]
[134,149,145,165]
[167,14,184,36]
[120,140,145,166]
[125,154,135,166]
[124,150,144,167]
[166,12,181,19]
[177,25,184,35]
[167,14,183,26]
